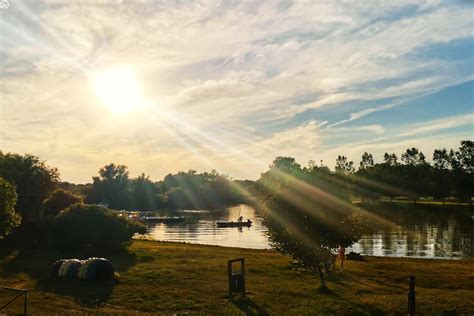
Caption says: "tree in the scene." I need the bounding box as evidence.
[449,141,474,205]
[401,148,426,166]
[383,153,399,166]
[41,189,83,217]
[453,140,473,173]
[87,164,130,209]
[433,149,450,170]
[0,152,59,220]
[400,148,429,202]
[335,155,355,175]
[131,173,158,211]
[52,204,145,252]
[259,157,362,289]
[0,177,21,237]
[359,152,374,170]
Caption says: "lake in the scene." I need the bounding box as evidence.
[137,204,474,259]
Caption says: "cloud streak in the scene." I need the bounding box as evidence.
[0,0,472,182]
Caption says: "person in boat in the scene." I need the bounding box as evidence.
[237,216,243,222]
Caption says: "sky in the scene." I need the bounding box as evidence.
[0,0,473,183]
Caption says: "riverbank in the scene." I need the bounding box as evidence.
[1,240,473,314]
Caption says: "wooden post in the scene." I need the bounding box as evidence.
[408,275,415,316]
[24,290,27,316]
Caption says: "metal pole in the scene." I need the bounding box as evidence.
[408,275,416,316]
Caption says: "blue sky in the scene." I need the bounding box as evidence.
[0,0,473,183]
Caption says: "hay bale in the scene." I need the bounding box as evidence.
[78,258,114,281]
[58,259,82,278]
[50,259,67,278]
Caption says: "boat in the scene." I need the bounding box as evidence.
[216,220,252,228]
[141,216,185,223]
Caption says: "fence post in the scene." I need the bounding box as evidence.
[408,275,415,316]
[24,290,27,316]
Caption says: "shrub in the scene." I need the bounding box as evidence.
[41,189,83,217]
[0,177,21,237]
[52,204,145,252]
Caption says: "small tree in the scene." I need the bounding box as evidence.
[335,155,355,175]
[52,204,145,252]
[359,152,374,171]
[41,189,83,217]
[259,157,363,289]
[86,163,130,209]
[0,177,21,237]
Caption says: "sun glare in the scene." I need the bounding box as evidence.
[94,67,143,112]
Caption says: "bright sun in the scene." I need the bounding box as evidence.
[94,67,143,112]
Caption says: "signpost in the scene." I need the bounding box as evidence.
[228,258,245,298]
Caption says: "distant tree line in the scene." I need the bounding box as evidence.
[334,140,473,205]
[78,164,252,211]
[0,140,471,247]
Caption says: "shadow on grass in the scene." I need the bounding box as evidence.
[0,240,137,305]
[330,291,384,315]
[231,297,269,316]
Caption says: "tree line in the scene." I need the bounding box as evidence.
[333,140,473,204]
[0,151,251,240]
[0,140,471,247]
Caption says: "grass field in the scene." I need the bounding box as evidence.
[1,240,473,315]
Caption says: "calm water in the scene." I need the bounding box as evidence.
[138,204,474,259]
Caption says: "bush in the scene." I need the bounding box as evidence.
[52,204,145,252]
[41,189,83,217]
[0,176,21,237]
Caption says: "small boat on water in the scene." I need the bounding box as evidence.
[217,220,252,228]
[141,216,185,223]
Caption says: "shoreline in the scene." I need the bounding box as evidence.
[134,238,472,260]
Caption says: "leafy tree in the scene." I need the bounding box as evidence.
[433,149,450,170]
[0,177,21,237]
[359,152,374,170]
[449,141,474,205]
[52,204,145,252]
[259,157,362,289]
[87,164,130,209]
[431,149,452,203]
[335,155,354,175]
[0,152,59,220]
[383,153,399,166]
[41,189,83,217]
[131,173,159,211]
[453,140,473,173]
[401,148,426,166]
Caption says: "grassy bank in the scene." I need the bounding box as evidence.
[1,240,473,315]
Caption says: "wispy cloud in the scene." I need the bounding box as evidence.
[0,0,472,182]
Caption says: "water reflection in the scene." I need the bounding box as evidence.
[348,209,474,259]
[138,204,474,259]
[142,205,269,249]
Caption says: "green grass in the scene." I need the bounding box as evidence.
[1,240,473,315]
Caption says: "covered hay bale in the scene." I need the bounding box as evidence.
[50,259,67,278]
[78,258,114,281]
[58,259,82,278]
